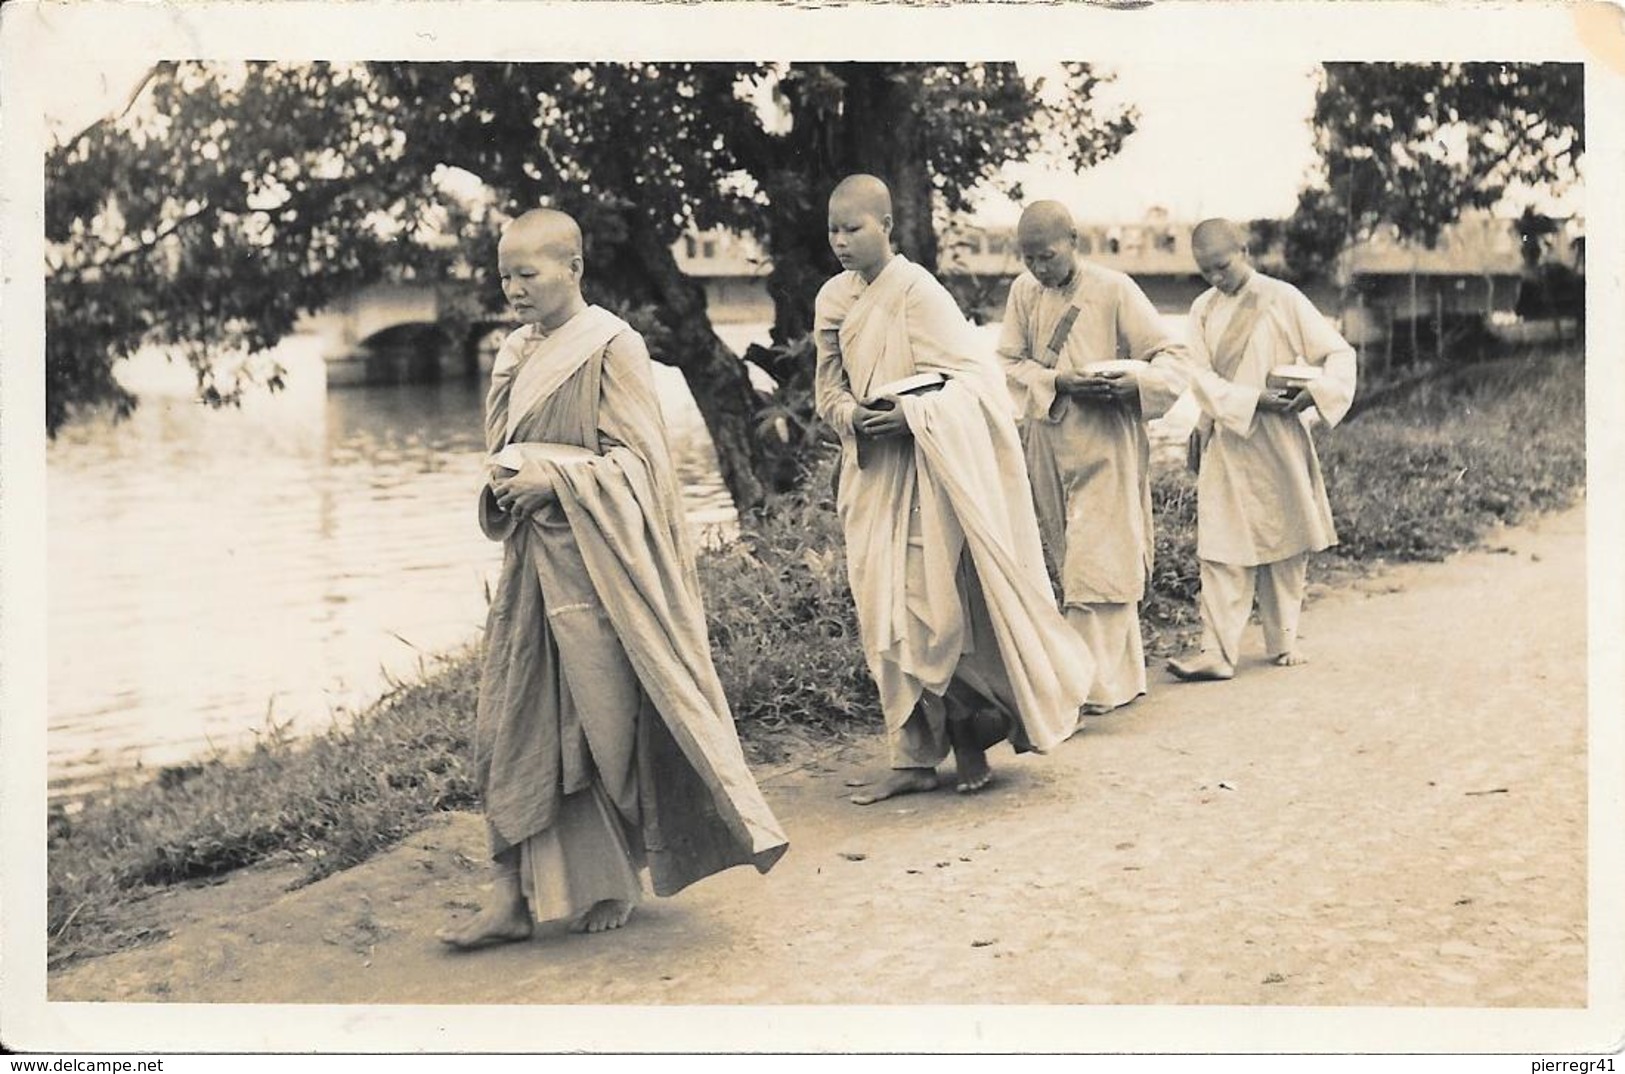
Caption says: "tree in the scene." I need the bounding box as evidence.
[725,63,1136,488]
[1283,62,1583,282]
[734,63,1135,349]
[47,61,1134,507]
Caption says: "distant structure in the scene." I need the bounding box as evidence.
[297,209,1574,386]
[1310,216,1527,348]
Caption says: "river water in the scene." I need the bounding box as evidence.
[47,318,1190,800]
[46,329,755,800]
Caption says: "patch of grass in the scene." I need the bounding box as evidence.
[1144,466,1202,655]
[48,653,483,966]
[704,457,874,743]
[1323,350,1585,562]
[48,351,1585,969]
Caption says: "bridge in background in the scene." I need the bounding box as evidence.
[298,214,1539,387]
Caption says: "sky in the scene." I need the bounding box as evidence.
[982,62,1325,225]
[46,56,1326,231]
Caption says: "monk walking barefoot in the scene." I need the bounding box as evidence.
[815,175,1094,809]
[999,200,1191,719]
[440,208,787,953]
[1168,219,1356,683]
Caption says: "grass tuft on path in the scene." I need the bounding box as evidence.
[46,348,1584,969]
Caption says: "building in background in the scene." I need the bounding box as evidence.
[299,209,1580,387]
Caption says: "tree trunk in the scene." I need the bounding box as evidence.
[1408,265,1419,365]
[605,231,773,513]
[844,65,937,271]
[759,62,942,353]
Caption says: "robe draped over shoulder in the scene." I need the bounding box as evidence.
[813,256,1092,754]
[996,264,1190,605]
[477,307,787,898]
[1184,272,1358,566]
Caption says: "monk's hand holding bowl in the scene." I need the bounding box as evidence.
[1257,388,1308,415]
[855,399,911,439]
[1054,370,1093,397]
[1090,369,1139,404]
[1064,368,1137,405]
[492,460,558,517]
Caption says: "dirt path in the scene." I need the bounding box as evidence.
[50,506,1588,1008]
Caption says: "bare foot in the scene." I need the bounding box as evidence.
[570,899,635,935]
[850,768,939,806]
[437,899,533,951]
[952,746,993,794]
[1081,702,1115,716]
[1272,649,1309,667]
[947,708,994,793]
[1167,654,1235,681]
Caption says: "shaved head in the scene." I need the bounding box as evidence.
[1190,218,1248,257]
[829,174,893,220]
[496,207,588,329]
[501,207,584,261]
[1015,199,1081,290]
[1016,200,1076,245]
[1190,218,1253,295]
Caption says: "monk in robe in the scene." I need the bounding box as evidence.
[814,174,1096,805]
[438,208,787,950]
[998,200,1191,716]
[1168,218,1357,682]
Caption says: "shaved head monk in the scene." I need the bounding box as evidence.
[999,200,1191,717]
[1168,217,1358,682]
[438,207,786,950]
[814,175,1096,805]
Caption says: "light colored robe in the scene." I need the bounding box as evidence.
[997,263,1189,606]
[813,255,1093,760]
[478,306,787,902]
[1186,271,1357,566]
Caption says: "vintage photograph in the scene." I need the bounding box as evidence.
[2,0,1620,1057]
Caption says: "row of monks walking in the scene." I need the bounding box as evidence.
[436,173,1358,951]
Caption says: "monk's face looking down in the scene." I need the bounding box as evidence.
[497,226,583,330]
[827,198,892,281]
[1191,227,1252,297]
[1018,228,1078,291]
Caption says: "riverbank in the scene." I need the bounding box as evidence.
[45,348,1586,970]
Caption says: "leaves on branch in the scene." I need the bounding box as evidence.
[46,61,1135,505]
[1282,62,1582,284]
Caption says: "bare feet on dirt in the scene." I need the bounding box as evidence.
[948,719,993,794]
[570,899,634,935]
[436,899,533,951]
[850,768,940,806]
[1167,654,1236,682]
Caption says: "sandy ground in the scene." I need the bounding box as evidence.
[50,506,1588,1008]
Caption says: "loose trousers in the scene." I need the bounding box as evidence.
[1196,553,1308,668]
[1066,602,1146,709]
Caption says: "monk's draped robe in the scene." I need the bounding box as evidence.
[1184,271,1357,666]
[997,264,1190,709]
[1185,271,1357,567]
[813,254,1094,767]
[477,305,787,923]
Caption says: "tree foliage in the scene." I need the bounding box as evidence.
[46,61,1134,505]
[1283,62,1583,283]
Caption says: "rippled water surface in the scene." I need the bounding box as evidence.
[47,333,747,799]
